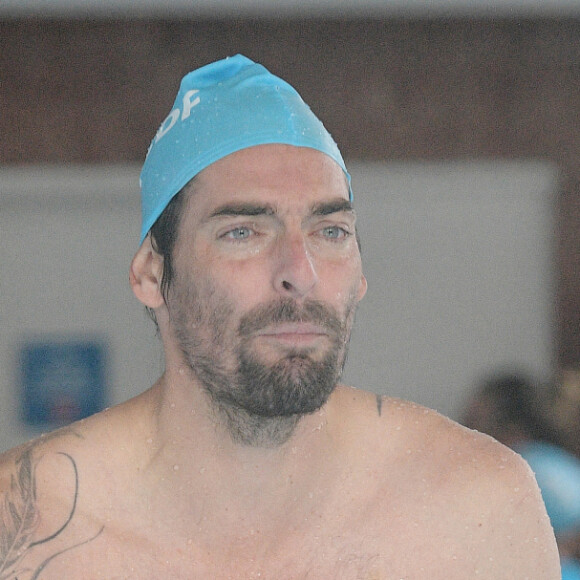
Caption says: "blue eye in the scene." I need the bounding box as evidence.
[322,226,348,239]
[225,226,252,240]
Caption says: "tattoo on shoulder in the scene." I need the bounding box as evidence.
[0,440,103,579]
[376,394,384,417]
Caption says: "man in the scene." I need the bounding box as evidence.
[0,55,559,578]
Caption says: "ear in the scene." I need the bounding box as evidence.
[129,236,165,309]
[357,273,368,302]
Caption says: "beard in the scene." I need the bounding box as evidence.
[225,299,346,417]
[168,278,357,446]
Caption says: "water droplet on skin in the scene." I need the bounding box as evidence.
[173,464,180,471]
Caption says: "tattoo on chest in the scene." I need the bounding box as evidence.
[376,394,384,417]
[0,444,103,579]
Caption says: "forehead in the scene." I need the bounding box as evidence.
[185,144,350,217]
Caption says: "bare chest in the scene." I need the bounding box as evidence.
[10,509,483,580]
[16,543,453,580]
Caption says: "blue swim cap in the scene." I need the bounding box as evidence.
[518,441,580,536]
[139,54,351,243]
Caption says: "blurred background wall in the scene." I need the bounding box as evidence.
[1,1,579,450]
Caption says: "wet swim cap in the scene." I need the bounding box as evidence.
[518,441,580,536]
[139,54,351,243]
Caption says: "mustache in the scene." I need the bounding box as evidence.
[238,299,345,337]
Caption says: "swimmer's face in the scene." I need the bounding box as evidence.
[165,144,367,418]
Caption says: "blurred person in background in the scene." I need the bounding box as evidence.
[461,371,558,448]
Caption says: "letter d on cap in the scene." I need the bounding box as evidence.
[155,109,180,142]
[155,89,200,143]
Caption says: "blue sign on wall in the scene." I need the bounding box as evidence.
[20,339,107,426]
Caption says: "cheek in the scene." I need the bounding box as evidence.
[175,280,237,348]
[322,260,365,302]
[194,269,257,336]
[211,259,273,303]
[170,264,224,325]
[198,279,237,328]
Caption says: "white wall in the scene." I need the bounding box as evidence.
[0,160,557,452]
[342,160,557,419]
[0,166,163,451]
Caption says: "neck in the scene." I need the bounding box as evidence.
[215,404,303,448]
[140,369,338,540]
[147,366,334,481]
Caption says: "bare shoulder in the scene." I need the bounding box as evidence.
[0,394,149,503]
[332,387,561,578]
[0,407,116,494]
[333,386,521,482]
[416,405,560,578]
[0,398,150,579]
[0,425,86,498]
[0,424,96,578]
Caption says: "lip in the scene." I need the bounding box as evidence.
[255,323,328,344]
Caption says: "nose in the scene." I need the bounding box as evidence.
[273,231,318,299]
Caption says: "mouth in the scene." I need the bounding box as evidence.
[254,323,328,346]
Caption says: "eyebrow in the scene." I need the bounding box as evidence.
[206,198,354,221]
[207,203,276,219]
[310,199,354,216]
